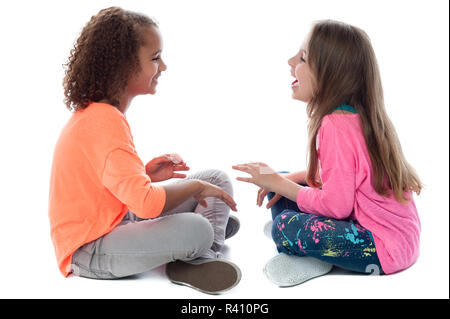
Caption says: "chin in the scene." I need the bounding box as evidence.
[293,93,309,103]
[146,88,157,95]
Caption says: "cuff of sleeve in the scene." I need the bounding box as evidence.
[146,184,167,219]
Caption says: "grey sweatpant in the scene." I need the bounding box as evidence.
[70,169,233,279]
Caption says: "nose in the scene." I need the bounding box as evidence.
[288,56,295,68]
[288,58,296,76]
[159,58,167,72]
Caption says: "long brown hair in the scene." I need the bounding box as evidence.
[305,20,422,204]
[62,7,157,112]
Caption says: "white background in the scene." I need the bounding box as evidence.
[0,0,448,299]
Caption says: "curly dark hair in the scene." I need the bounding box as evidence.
[62,7,158,112]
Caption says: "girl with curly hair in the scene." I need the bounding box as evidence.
[233,20,422,286]
[49,6,241,294]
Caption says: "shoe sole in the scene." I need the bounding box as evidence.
[166,259,241,295]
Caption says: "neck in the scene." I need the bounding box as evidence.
[118,95,133,114]
[99,94,134,114]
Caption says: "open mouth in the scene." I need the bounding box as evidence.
[291,79,299,87]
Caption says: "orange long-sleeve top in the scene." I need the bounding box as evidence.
[48,102,166,277]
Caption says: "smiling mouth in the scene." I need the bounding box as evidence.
[291,79,299,87]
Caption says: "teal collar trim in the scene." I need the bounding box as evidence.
[334,104,357,113]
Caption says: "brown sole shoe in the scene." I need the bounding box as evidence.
[166,259,241,295]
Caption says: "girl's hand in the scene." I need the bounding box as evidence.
[257,171,307,208]
[145,153,190,183]
[232,162,282,192]
[194,180,237,212]
[257,187,271,207]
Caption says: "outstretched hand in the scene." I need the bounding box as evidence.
[232,162,281,192]
[233,163,304,209]
[194,180,237,212]
[145,153,190,182]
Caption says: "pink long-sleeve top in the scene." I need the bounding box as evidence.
[296,114,421,275]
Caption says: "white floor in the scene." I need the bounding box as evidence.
[2,183,447,299]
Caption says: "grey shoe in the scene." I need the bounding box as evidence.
[263,254,333,287]
[166,259,241,295]
[225,215,240,240]
[263,220,273,239]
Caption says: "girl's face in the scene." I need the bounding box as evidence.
[288,40,314,103]
[127,25,167,96]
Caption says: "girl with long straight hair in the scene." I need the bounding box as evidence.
[233,20,422,285]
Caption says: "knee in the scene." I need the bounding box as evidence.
[182,213,214,254]
[273,209,298,224]
[202,169,233,193]
[272,210,298,236]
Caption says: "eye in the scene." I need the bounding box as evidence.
[152,57,160,61]
[300,57,306,63]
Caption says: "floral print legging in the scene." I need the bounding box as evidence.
[268,191,384,275]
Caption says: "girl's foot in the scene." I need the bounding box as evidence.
[166,259,241,295]
[263,220,273,239]
[263,254,333,287]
